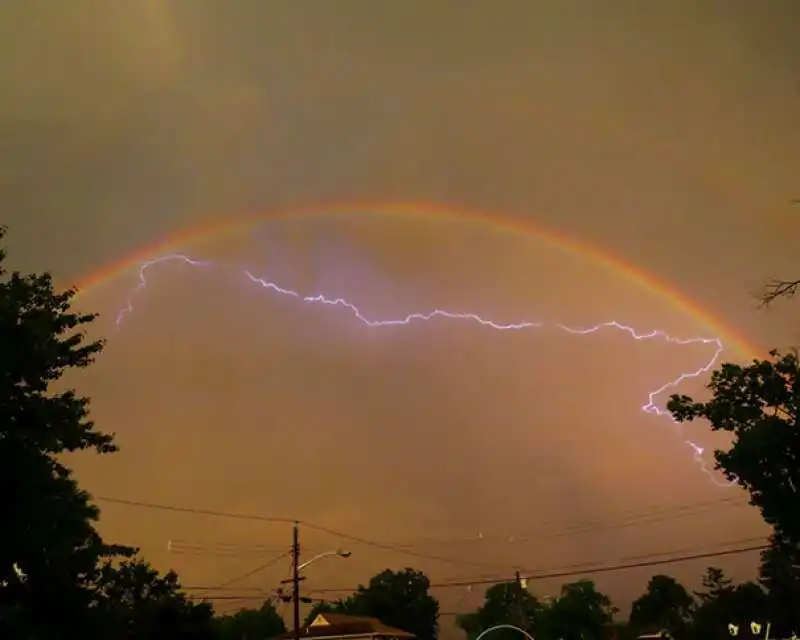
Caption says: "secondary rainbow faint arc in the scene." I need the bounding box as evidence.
[72,201,759,359]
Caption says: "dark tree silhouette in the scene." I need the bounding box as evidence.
[456,580,544,640]
[216,598,286,640]
[629,575,694,638]
[0,226,134,637]
[761,278,800,306]
[668,351,800,545]
[94,557,215,639]
[758,199,799,306]
[538,580,616,640]
[339,568,439,640]
[758,531,800,636]
[0,228,212,638]
[691,568,767,640]
[695,567,734,606]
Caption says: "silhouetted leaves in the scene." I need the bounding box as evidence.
[0,227,132,637]
[690,568,767,640]
[215,598,285,640]
[539,580,616,640]
[456,580,543,640]
[0,228,214,638]
[758,532,800,636]
[668,351,800,544]
[94,557,216,639]
[340,568,439,640]
[629,574,694,638]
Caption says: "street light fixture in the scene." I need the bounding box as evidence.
[289,526,352,640]
[298,549,351,572]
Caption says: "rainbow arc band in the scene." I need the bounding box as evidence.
[69,202,761,485]
[71,201,760,360]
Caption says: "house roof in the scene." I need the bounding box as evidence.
[278,613,415,639]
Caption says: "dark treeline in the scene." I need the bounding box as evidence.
[2,225,798,639]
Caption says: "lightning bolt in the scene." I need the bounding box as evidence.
[115,254,210,325]
[115,253,730,486]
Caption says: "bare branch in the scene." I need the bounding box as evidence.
[761,278,800,307]
[758,199,800,306]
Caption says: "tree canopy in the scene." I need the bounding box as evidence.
[666,348,800,636]
[456,579,543,640]
[93,557,216,639]
[0,226,130,636]
[690,567,767,640]
[668,350,800,546]
[306,568,439,640]
[0,228,215,638]
[628,574,694,638]
[540,580,617,640]
[215,598,286,640]
[758,531,800,636]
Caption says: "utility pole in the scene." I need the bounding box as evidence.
[292,521,301,640]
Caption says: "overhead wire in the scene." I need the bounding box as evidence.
[185,536,768,600]
[96,494,750,570]
[209,550,291,590]
[95,495,515,570]
[357,496,746,548]
[308,542,768,594]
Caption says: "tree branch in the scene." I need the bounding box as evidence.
[760,278,800,307]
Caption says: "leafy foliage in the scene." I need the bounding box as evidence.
[0,226,134,636]
[456,579,615,640]
[758,532,800,636]
[456,580,543,640]
[94,557,216,639]
[668,350,800,545]
[540,580,617,640]
[335,568,439,640]
[629,574,694,637]
[216,599,286,640]
[690,568,767,640]
[0,228,215,638]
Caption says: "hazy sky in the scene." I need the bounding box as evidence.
[2,0,799,629]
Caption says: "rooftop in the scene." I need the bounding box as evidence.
[277,613,415,639]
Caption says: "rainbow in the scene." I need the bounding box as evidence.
[73,201,759,358]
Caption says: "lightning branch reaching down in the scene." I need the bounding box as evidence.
[115,254,210,325]
[114,253,729,486]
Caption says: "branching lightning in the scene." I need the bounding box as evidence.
[114,253,731,486]
[115,254,210,326]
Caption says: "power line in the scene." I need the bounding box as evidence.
[171,496,745,555]
[429,535,769,588]
[297,520,518,570]
[378,497,745,548]
[621,535,766,561]
[167,541,322,558]
[94,496,514,570]
[168,546,290,558]
[169,538,289,554]
[310,542,767,594]
[97,494,749,569]
[185,536,768,599]
[96,496,295,524]
[211,551,291,589]
[500,498,745,543]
